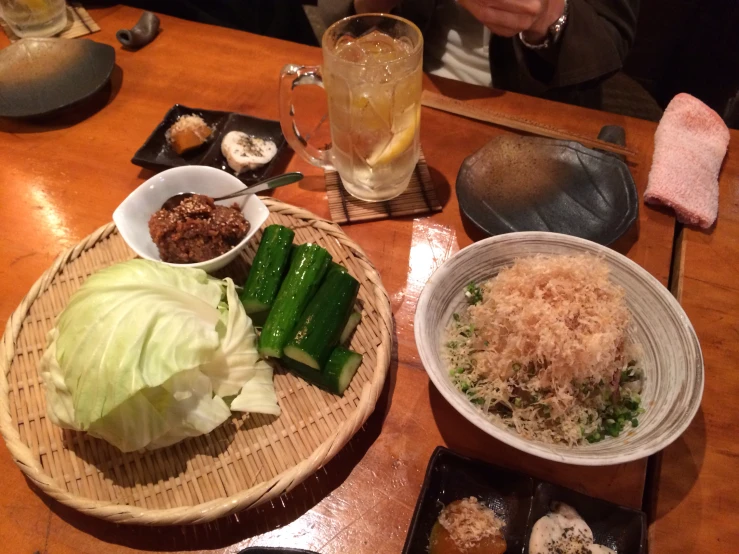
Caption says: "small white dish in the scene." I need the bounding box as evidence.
[113,165,269,273]
[414,232,703,466]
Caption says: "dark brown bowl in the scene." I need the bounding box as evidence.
[0,38,115,118]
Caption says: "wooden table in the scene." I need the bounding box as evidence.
[0,6,734,553]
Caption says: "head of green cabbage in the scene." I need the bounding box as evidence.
[40,259,279,452]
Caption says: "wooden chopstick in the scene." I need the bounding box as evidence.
[421,90,637,159]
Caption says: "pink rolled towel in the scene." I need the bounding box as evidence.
[644,93,730,228]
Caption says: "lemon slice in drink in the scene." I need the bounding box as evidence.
[366,113,417,167]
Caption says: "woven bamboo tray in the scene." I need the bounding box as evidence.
[0,198,392,525]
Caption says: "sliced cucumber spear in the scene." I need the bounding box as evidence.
[240,225,295,326]
[282,347,363,396]
[339,310,361,345]
[329,261,348,274]
[258,243,332,358]
[283,267,360,369]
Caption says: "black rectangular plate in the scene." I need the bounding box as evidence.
[402,447,534,554]
[402,447,647,554]
[131,104,288,184]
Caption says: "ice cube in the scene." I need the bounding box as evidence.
[394,36,414,54]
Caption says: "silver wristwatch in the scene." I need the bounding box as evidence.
[519,0,569,50]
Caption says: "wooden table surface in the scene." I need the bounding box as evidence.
[0,5,734,554]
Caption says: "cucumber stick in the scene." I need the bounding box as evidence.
[329,261,348,274]
[324,347,363,394]
[282,347,363,396]
[258,243,332,358]
[283,268,360,369]
[339,310,361,345]
[240,225,295,325]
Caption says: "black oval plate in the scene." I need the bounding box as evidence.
[402,447,647,554]
[0,38,115,118]
[456,134,638,245]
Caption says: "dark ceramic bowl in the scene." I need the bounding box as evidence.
[456,131,638,246]
[402,447,647,554]
[0,38,115,118]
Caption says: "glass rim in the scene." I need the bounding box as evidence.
[322,12,423,66]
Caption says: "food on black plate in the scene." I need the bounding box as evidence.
[166,114,212,154]
[443,254,644,446]
[529,502,615,554]
[429,497,507,554]
[221,131,278,174]
[148,194,249,263]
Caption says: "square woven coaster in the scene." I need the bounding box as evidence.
[325,150,442,224]
[1,3,100,42]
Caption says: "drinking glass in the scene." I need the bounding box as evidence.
[0,0,67,38]
[280,14,423,202]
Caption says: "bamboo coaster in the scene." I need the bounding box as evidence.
[0,3,100,42]
[326,150,443,224]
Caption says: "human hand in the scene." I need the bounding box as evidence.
[458,0,565,43]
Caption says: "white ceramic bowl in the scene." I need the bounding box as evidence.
[415,232,703,466]
[113,166,269,273]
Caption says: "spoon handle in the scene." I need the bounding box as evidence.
[217,172,304,201]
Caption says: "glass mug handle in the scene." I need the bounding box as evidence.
[279,64,333,169]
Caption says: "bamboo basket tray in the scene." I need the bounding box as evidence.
[0,198,392,525]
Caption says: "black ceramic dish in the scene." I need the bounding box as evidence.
[132,104,288,184]
[456,128,638,246]
[0,38,115,118]
[402,447,647,554]
[402,447,534,554]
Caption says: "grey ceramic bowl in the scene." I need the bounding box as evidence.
[0,38,115,118]
[414,232,703,466]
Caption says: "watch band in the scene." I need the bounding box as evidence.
[519,0,569,50]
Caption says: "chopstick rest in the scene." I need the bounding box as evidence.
[644,93,730,229]
[116,11,160,50]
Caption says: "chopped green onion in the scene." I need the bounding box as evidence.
[465,282,483,305]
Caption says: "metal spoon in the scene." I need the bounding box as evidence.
[160,171,304,211]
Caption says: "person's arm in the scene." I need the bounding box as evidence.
[317,0,400,25]
[459,0,637,90]
[459,0,565,41]
[530,0,637,88]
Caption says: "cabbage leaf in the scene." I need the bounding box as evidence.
[41,259,280,452]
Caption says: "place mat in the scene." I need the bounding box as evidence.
[0,3,99,42]
[326,150,442,224]
[0,198,393,525]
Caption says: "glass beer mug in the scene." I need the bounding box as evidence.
[280,14,423,202]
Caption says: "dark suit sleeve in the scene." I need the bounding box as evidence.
[317,0,354,25]
[492,0,639,95]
